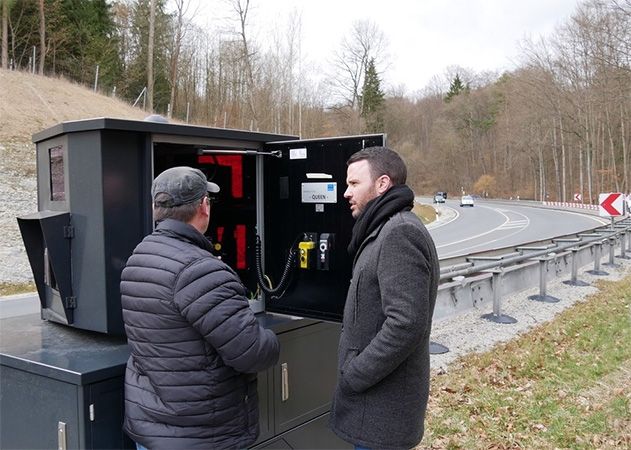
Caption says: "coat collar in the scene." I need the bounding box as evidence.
[155,218,213,253]
[352,221,387,269]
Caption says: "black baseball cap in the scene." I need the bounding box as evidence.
[152,166,220,207]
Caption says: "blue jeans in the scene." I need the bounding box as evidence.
[136,443,148,450]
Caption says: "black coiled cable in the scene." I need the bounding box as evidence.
[255,234,299,300]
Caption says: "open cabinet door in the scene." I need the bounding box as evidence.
[262,134,385,322]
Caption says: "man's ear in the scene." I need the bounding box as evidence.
[200,197,210,217]
[375,175,392,195]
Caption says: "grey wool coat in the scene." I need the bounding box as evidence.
[330,211,439,449]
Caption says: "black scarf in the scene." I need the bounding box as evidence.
[347,184,415,257]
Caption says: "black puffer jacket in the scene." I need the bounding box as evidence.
[121,219,279,450]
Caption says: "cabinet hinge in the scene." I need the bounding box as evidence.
[64,296,76,309]
[63,225,74,239]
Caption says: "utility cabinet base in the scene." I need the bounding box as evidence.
[1,314,344,449]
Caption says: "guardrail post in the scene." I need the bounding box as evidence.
[604,236,619,267]
[529,257,560,303]
[429,341,449,355]
[586,241,609,276]
[563,247,590,287]
[618,231,630,260]
[481,269,517,324]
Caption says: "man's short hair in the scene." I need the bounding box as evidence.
[347,146,407,185]
[153,193,200,222]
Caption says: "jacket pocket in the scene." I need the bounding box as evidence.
[340,347,359,395]
[341,348,359,374]
[353,271,362,325]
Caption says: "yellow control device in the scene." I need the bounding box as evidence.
[298,241,316,269]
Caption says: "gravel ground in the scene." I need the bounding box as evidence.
[0,143,37,283]
[430,256,631,372]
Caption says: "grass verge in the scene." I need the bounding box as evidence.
[420,274,631,449]
[0,281,36,296]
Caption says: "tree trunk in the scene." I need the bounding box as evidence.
[604,109,619,192]
[558,111,566,201]
[579,143,584,203]
[597,119,604,195]
[234,0,258,130]
[38,0,45,74]
[552,116,561,200]
[621,104,629,193]
[1,0,8,69]
[585,114,593,204]
[539,145,545,201]
[169,0,187,119]
[147,0,155,112]
[532,157,539,201]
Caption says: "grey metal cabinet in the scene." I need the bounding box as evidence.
[274,322,340,433]
[1,314,349,449]
[252,320,350,449]
[0,367,130,450]
[0,314,132,450]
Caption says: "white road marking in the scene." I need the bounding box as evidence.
[436,204,529,249]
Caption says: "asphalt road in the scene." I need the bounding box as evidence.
[0,293,40,319]
[425,199,610,259]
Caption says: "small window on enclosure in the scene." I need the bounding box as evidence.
[49,145,65,201]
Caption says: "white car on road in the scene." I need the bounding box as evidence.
[460,195,474,207]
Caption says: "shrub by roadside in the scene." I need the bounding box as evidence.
[414,203,437,224]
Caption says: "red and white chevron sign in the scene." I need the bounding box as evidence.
[598,192,624,217]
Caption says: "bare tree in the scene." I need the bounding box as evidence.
[329,20,388,111]
[168,0,196,118]
[147,0,156,112]
[1,0,8,69]
[38,0,44,74]
[227,0,259,129]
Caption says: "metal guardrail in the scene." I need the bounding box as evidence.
[431,217,631,354]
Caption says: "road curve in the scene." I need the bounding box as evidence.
[422,199,609,259]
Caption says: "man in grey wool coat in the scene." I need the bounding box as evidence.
[330,147,439,449]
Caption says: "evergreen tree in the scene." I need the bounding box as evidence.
[7,0,122,90]
[360,58,385,133]
[445,73,468,102]
[59,0,122,89]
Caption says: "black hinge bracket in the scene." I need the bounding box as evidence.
[64,225,74,239]
[64,296,77,309]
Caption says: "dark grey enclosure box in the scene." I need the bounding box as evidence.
[9,117,384,449]
[19,117,384,335]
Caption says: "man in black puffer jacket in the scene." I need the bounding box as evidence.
[121,166,279,450]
